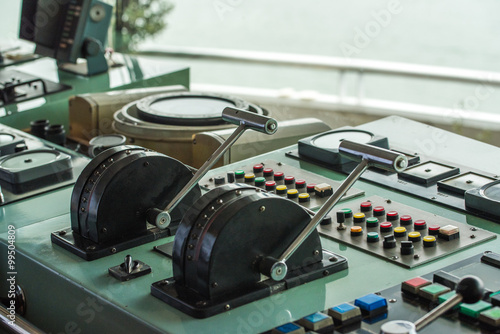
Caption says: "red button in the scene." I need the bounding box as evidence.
[373,206,385,216]
[296,179,306,188]
[263,168,274,177]
[274,172,284,181]
[400,215,412,225]
[306,183,316,193]
[360,201,372,212]
[387,211,399,220]
[253,164,264,173]
[285,176,295,185]
[414,220,427,230]
[265,181,276,191]
[380,222,393,232]
[404,277,430,288]
[428,224,440,235]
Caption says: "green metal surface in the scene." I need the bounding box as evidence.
[0,55,189,131]
[0,116,499,333]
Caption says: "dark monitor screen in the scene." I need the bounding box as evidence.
[19,0,112,75]
[20,0,67,59]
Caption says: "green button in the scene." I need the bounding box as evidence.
[421,284,449,295]
[235,170,245,177]
[254,177,266,186]
[460,300,492,318]
[341,208,352,214]
[480,306,500,320]
[438,291,458,306]
[479,306,500,327]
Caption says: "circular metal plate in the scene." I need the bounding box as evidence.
[0,133,15,144]
[89,4,106,22]
[312,130,373,149]
[136,92,249,126]
[0,150,59,169]
[89,134,127,147]
[483,181,500,201]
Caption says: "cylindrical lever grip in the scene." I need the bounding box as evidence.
[222,107,278,135]
[339,140,408,173]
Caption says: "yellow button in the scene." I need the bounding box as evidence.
[394,227,406,233]
[287,189,299,199]
[408,232,421,238]
[244,173,255,180]
[298,193,310,199]
[276,185,287,191]
[353,213,365,219]
[423,236,436,242]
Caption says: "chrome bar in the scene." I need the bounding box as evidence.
[152,108,278,228]
[277,140,407,265]
[278,159,369,263]
[414,294,462,331]
[138,46,500,86]
[0,305,45,334]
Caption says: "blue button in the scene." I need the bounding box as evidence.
[303,312,328,323]
[332,303,357,314]
[274,322,301,333]
[355,294,387,311]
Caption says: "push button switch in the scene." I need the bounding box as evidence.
[297,312,333,331]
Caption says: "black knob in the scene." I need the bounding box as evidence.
[456,275,484,304]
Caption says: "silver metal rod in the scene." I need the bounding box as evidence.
[137,46,500,86]
[339,140,408,172]
[414,294,463,331]
[0,305,45,334]
[163,123,246,213]
[278,159,369,262]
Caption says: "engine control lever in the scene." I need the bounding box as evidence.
[147,107,278,229]
[380,276,484,333]
[265,140,408,281]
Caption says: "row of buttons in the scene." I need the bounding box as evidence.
[402,276,500,327]
[270,279,500,333]
[271,293,388,333]
[212,164,336,203]
[333,201,461,255]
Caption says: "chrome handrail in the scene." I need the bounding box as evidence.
[137,45,500,86]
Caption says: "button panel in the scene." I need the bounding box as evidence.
[267,252,500,334]
[201,159,365,211]
[318,195,496,268]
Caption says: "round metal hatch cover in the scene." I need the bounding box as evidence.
[136,92,250,126]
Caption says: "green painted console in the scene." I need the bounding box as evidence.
[1,116,499,334]
[0,54,189,131]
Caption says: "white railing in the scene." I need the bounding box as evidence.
[137,46,500,130]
